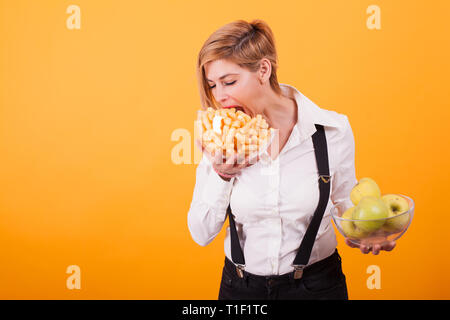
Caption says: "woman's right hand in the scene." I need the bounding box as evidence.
[195,139,259,180]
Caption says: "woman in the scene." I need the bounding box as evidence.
[187,19,395,300]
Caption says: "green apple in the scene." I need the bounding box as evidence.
[381,194,410,232]
[352,196,389,232]
[341,207,368,239]
[350,177,381,206]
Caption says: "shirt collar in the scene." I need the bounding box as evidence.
[279,83,343,143]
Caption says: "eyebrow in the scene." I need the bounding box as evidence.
[206,73,239,82]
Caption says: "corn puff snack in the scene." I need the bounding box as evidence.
[197,107,274,160]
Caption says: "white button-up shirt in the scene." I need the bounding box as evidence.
[187,83,357,276]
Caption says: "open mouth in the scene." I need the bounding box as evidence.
[224,105,246,113]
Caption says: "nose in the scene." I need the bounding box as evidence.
[214,85,229,106]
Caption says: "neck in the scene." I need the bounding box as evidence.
[259,90,297,130]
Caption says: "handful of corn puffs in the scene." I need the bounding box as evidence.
[195,107,274,159]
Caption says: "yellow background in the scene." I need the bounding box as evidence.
[1,0,449,299]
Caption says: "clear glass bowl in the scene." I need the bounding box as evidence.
[331,194,415,247]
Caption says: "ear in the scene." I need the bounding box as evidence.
[258,58,272,84]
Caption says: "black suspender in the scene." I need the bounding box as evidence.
[226,124,331,279]
[227,203,246,278]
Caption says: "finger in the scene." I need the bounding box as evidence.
[245,153,260,167]
[196,140,213,162]
[235,152,246,166]
[382,241,396,252]
[372,244,381,255]
[208,148,221,166]
[236,155,251,169]
[194,138,201,149]
[360,244,370,254]
[195,139,214,162]
[225,152,238,166]
[236,152,260,169]
[195,139,205,153]
[345,238,359,248]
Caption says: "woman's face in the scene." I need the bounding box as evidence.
[204,59,265,118]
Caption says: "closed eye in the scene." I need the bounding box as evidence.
[209,80,236,89]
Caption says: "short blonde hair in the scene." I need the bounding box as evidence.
[196,19,282,110]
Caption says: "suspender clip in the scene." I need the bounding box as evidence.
[293,265,305,279]
[236,264,245,278]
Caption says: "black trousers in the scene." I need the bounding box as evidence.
[218,249,348,300]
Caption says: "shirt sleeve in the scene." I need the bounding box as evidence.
[187,154,235,246]
[331,115,358,209]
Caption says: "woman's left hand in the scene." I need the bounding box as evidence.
[345,238,396,255]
